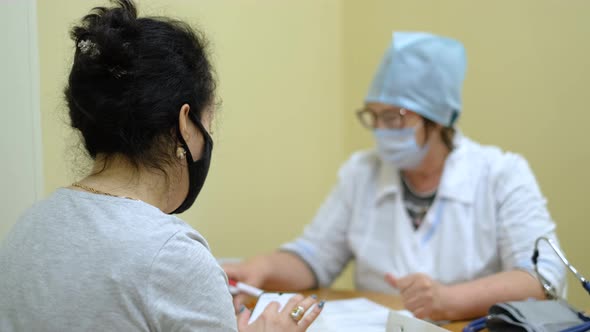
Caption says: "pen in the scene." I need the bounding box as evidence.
[228,278,264,297]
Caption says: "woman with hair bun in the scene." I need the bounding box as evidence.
[0,1,322,331]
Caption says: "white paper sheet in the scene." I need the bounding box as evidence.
[307,298,413,332]
[248,293,298,324]
[386,310,451,332]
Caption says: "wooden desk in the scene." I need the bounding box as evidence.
[301,289,470,332]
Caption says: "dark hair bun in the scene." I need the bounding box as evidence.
[70,0,139,78]
[65,0,216,171]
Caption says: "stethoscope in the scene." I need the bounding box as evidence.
[463,237,590,332]
[533,237,590,300]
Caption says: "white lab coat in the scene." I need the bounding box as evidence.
[282,134,565,296]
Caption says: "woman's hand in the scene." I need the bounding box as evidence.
[223,258,270,312]
[385,273,454,320]
[237,294,324,332]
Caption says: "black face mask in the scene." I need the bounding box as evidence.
[171,113,213,214]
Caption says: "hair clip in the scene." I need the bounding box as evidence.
[77,39,100,58]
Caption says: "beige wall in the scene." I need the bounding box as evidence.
[37,1,589,308]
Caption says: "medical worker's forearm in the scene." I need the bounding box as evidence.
[258,251,318,291]
[443,270,545,320]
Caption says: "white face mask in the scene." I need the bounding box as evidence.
[373,126,429,169]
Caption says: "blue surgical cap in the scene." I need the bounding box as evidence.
[365,32,467,127]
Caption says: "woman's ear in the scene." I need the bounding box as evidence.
[178,104,191,142]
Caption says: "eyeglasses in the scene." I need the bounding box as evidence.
[356,107,407,129]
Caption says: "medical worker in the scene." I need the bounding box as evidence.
[224,32,566,321]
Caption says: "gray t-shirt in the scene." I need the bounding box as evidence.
[0,188,237,332]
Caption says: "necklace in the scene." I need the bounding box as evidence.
[71,182,137,201]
